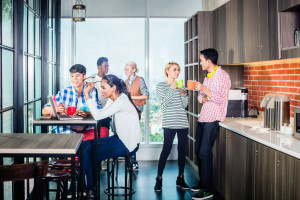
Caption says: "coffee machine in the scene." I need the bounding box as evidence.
[226,87,248,118]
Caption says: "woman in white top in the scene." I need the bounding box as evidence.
[83,74,141,199]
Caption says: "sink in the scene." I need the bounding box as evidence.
[234,118,262,127]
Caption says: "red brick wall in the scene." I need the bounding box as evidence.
[244,59,300,118]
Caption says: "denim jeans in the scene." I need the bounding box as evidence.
[157,128,188,176]
[82,135,139,190]
[195,121,219,192]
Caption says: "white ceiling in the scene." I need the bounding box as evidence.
[61,0,205,18]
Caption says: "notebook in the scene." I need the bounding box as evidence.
[48,96,83,120]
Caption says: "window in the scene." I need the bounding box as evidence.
[23,0,42,133]
[149,18,186,142]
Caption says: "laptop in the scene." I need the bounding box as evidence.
[48,96,83,120]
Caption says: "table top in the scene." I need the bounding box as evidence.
[32,116,98,126]
[0,133,83,155]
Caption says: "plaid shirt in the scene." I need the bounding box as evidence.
[198,66,231,123]
[45,84,101,133]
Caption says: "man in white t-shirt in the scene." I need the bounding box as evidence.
[94,57,109,108]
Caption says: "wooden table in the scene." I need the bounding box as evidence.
[0,133,82,199]
[32,116,101,199]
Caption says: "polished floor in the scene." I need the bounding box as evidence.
[95,160,221,200]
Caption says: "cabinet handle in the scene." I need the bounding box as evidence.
[277,160,280,166]
[260,45,263,50]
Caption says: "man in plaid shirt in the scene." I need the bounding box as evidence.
[192,49,231,200]
[42,64,100,133]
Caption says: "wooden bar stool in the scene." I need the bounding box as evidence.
[104,155,135,200]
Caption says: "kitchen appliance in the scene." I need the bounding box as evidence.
[294,107,300,139]
[260,94,290,131]
[226,87,248,117]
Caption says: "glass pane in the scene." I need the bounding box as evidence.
[53,32,56,63]
[52,65,56,94]
[35,59,41,98]
[3,110,13,133]
[60,19,72,90]
[48,29,53,61]
[24,105,28,133]
[2,0,14,47]
[52,0,56,30]
[35,101,41,133]
[23,5,28,52]
[28,103,34,133]
[28,0,34,9]
[48,63,53,96]
[48,0,52,27]
[35,0,40,15]
[149,18,186,142]
[35,17,40,56]
[2,50,14,108]
[28,57,34,100]
[23,56,28,102]
[28,10,35,55]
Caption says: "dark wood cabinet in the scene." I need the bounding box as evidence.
[225,129,247,200]
[254,142,276,199]
[276,151,300,200]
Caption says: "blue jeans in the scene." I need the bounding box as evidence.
[195,121,219,192]
[82,135,139,190]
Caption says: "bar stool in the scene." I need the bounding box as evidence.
[44,159,80,200]
[104,155,135,200]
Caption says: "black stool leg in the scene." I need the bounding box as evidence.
[107,159,110,200]
[125,158,128,200]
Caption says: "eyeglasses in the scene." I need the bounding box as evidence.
[83,76,101,83]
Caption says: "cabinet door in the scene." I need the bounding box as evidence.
[225,130,247,200]
[213,127,226,197]
[246,139,256,200]
[255,143,276,199]
[259,0,279,61]
[243,0,260,62]
[276,151,300,200]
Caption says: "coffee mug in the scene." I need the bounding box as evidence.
[187,80,197,90]
[68,106,77,115]
[175,80,184,89]
[80,106,89,112]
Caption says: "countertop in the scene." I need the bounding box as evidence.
[220,117,300,159]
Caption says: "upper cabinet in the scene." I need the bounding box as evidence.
[278,0,300,59]
[213,0,280,64]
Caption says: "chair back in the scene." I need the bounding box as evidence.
[0,161,48,200]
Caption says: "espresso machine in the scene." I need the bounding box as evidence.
[226,87,248,117]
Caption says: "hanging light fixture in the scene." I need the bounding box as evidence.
[72,0,86,22]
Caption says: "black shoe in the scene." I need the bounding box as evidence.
[192,191,213,200]
[176,175,189,190]
[154,175,162,192]
[85,189,95,200]
[191,183,202,192]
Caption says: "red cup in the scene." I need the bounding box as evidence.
[68,106,77,115]
[187,80,197,90]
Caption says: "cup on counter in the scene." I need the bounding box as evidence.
[67,106,77,115]
[187,80,197,90]
[175,80,184,89]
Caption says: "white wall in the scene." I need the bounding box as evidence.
[61,0,203,18]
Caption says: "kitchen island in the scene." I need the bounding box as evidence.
[213,117,300,200]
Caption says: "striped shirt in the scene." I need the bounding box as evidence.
[156,82,189,129]
[44,84,101,133]
[198,66,231,123]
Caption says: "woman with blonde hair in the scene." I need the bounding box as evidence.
[124,61,149,171]
[154,61,189,192]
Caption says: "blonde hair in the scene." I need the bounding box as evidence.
[164,61,180,77]
[125,61,139,73]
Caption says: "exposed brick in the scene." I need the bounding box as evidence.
[260,86,267,90]
[258,71,264,75]
[274,64,281,69]
[245,71,251,76]
[245,66,249,71]
[289,88,298,93]
[294,94,300,100]
[251,71,258,75]
[286,82,294,86]
[270,76,280,80]
[244,81,251,85]
[286,69,295,74]
[277,82,286,86]
[290,63,299,68]
[295,69,300,74]
[255,66,261,70]
[290,75,299,80]
[253,91,258,95]
[280,76,288,80]
[267,65,274,69]
[261,66,267,70]
[270,81,277,86]
[288,94,294,99]
[258,91,264,96]
[290,113,294,118]
[282,63,289,68]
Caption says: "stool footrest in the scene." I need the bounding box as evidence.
[104,186,135,197]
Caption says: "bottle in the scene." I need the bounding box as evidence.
[295,28,300,46]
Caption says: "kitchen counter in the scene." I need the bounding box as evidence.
[220,117,300,159]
